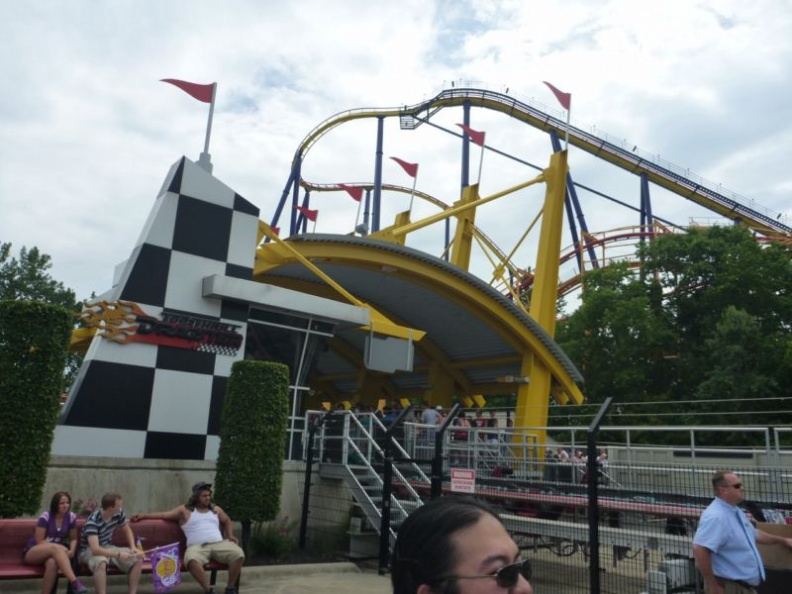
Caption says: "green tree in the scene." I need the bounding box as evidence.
[0,242,83,389]
[557,226,792,443]
[214,360,290,553]
[640,227,790,429]
[0,242,77,309]
[556,263,676,417]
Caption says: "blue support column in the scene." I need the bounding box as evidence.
[300,190,311,233]
[460,100,471,190]
[564,193,583,269]
[639,173,653,272]
[272,155,300,238]
[372,117,384,233]
[640,172,653,233]
[549,131,599,269]
[290,156,303,235]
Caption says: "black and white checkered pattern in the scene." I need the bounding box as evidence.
[55,157,259,460]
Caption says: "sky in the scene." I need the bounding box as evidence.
[2,0,791,303]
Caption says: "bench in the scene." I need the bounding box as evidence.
[0,519,53,581]
[0,518,229,591]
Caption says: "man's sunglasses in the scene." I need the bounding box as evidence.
[441,559,532,589]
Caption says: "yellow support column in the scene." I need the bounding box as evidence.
[514,150,569,446]
[425,360,455,408]
[449,184,480,271]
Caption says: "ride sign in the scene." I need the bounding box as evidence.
[450,468,476,494]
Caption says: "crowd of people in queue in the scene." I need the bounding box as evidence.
[545,446,609,484]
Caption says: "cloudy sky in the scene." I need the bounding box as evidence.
[2,0,790,302]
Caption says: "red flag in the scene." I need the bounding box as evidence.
[543,81,571,110]
[160,79,215,103]
[390,156,419,178]
[338,184,363,202]
[456,124,486,147]
[294,205,318,222]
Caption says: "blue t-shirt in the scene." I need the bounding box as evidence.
[693,497,765,585]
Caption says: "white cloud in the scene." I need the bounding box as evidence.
[1,0,790,301]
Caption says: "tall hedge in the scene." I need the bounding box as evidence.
[214,360,290,550]
[0,300,73,517]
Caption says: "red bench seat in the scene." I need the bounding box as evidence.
[0,517,228,587]
[0,519,50,580]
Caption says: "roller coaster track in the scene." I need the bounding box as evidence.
[300,180,522,279]
[293,86,791,239]
[302,178,687,301]
[486,224,680,301]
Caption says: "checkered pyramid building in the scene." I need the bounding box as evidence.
[55,157,259,460]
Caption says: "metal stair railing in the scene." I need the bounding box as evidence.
[317,412,427,547]
[368,413,432,486]
[347,413,428,510]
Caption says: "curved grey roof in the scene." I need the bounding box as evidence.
[258,233,584,399]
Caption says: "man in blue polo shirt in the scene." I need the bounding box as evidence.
[693,470,792,594]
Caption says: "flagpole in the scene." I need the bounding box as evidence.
[355,192,363,229]
[477,145,485,186]
[197,83,217,173]
[408,175,418,212]
[203,83,216,155]
[542,81,572,151]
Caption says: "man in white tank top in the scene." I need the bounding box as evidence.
[132,482,244,594]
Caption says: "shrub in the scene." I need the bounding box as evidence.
[251,515,298,560]
[214,360,290,552]
[0,300,73,517]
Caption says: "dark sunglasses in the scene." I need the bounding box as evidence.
[728,483,743,489]
[441,559,532,589]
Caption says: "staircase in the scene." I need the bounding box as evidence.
[316,412,429,549]
[399,106,442,130]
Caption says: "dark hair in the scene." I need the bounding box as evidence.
[391,496,501,594]
[49,491,71,515]
[185,491,216,512]
[101,492,122,510]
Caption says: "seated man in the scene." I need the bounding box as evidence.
[78,492,143,594]
[133,481,244,594]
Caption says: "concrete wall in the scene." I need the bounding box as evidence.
[39,456,313,525]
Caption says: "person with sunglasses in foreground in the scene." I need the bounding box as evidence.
[391,496,533,594]
[693,470,792,594]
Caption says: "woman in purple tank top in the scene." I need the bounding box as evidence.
[23,491,88,594]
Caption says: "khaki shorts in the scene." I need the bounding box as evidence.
[79,546,141,574]
[184,540,245,566]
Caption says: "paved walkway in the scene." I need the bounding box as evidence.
[2,563,392,594]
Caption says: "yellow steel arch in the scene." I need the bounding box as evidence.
[257,151,580,444]
[253,236,582,403]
